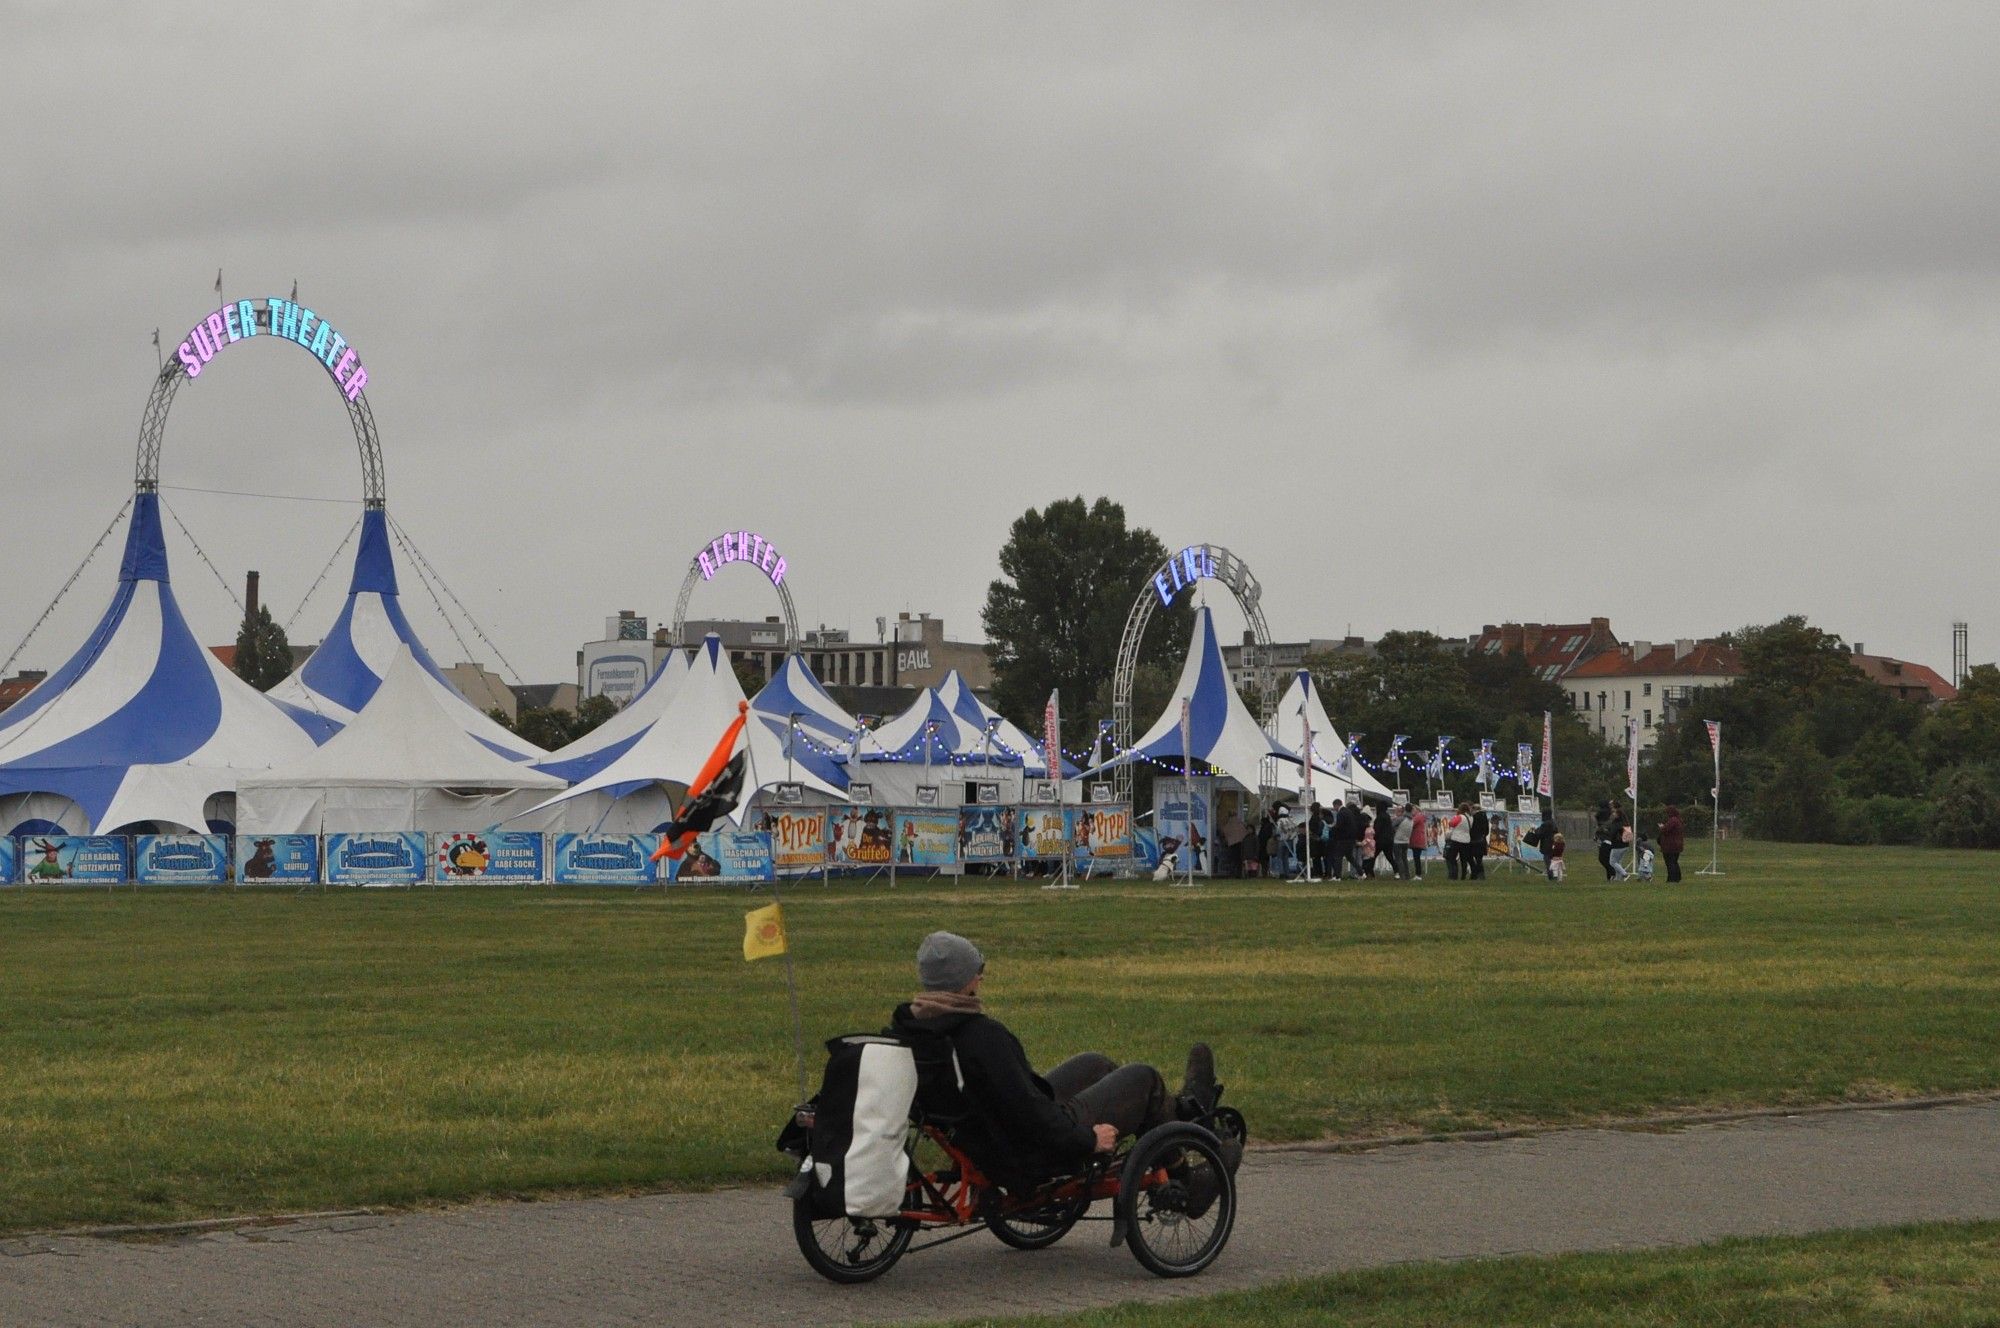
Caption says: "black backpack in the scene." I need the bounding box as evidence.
[777,1034,918,1219]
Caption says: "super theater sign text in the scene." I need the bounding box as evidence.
[174,298,370,400]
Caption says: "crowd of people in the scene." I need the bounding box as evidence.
[1244,799,1566,882]
[1590,801,1686,882]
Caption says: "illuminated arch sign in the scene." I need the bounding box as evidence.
[173,297,370,401]
[1151,545,1219,608]
[697,530,787,587]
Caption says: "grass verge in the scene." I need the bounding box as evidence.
[923,1221,2000,1327]
[2,841,1997,1231]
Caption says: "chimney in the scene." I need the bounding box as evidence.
[1674,638,1695,660]
[1243,629,1255,647]
[1590,616,1611,632]
[1630,640,1653,660]
[1500,623,1526,654]
[245,570,260,621]
[1853,643,1865,656]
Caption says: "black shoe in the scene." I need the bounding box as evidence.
[1180,1043,1218,1117]
[1177,1134,1242,1220]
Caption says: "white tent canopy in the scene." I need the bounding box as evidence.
[533,644,690,784]
[239,647,564,834]
[522,635,844,832]
[1267,669,1398,804]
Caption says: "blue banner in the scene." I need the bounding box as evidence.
[892,811,958,867]
[0,835,13,884]
[553,832,661,885]
[432,830,546,883]
[324,832,427,886]
[671,829,775,882]
[18,835,126,883]
[134,834,230,885]
[958,806,1019,862]
[236,834,319,884]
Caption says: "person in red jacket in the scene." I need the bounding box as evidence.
[1658,806,1686,883]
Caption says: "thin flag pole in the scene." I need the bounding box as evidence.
[771,877,808,1102]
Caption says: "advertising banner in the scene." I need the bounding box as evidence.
[1151,776,1214,877]
[756,808,828,872]
[18,835,125,883]
[672,829,776,882]
[1065,804,1133,864]
[433,830,546,883]
[1507,812,1546,865]
[0,835,15,884]
[134,834,230,885]
[325,832,427,886]
[826,806,895,867]
[236,834,319,884]
[958,806,1018,862]
[553,833,661,885]
[893,811,958,867]
[1020,807,1067,859]
[1132,826,1163,870]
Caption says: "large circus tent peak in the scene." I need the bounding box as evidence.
[1267,669,1396,804]
[533,641,691,784]
[0,493,330,835]
[520,635,845,832]
[1083,605,1296,786]
[266,508,542,761]
[238,647,563,834]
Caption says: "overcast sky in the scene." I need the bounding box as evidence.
[3,2,1995,691]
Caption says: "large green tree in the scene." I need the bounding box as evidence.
[233,604,293,693]
[984,497,1189,747]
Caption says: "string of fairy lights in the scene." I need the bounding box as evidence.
[777,713,1543,787]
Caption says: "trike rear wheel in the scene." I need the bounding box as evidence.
[792,1197,913,1283]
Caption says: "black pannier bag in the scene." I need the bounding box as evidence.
[778,1034,918,1219]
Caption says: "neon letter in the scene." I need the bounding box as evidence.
[296,308,317,347]
[308,319,332,360]
[1154,572,1174,607]
[238,300,258,337]
[333,348,357,384]
[176,342,201,376]
[1182,547,1202,585]
[278,302,300,341]
[760,541,776,573]
[771,557,786,586]
[206,312,227,348]
[223,304,241,341]
[190,325,216,363]
[343,365,367,400]
[697,551,715,580]
[326,331,347,371]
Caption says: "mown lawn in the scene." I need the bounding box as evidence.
[925,1222,2000,1327]
[1,842,1997,1231]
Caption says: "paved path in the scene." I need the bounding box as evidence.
[6,1102,2000,1327]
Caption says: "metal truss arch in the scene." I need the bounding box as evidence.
[672,544,800,651]
[134,329,386,511]
[1109,544,1275,803]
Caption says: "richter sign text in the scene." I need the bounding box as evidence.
[696,531,786,586]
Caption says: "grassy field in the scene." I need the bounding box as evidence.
[1,842,1997,1231]
[924,1222,2000,1327]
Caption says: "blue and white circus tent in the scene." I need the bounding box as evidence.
[0,494,330,835]
[534,643,691,785]
[1267,669,1396,804]
[748,653,876,768]
[1084,605,1297,789]
[523,635,845,833]
[266,509,542,761]
[855,677,1031,806]
[935,670,1075,777]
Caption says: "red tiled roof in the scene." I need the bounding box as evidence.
[1566,642,1744,680]
[209,645,236,669]
[1469,619,1619,677]
[1849,653,1957,703]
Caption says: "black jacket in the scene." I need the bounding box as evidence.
[1469,809,1489,851]
[889,1003,1095,1178]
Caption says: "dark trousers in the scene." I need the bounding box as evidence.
[1045,1053,1171,1139]
[1470,850,1486,880]
[1444,843,1461,879]
[1665,851,1682,883]
[1389,844,1408,878]
[1598,842,1616,880]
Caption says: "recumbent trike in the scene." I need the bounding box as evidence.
[779,1033,1245,1282]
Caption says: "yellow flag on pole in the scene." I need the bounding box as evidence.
[744,902,787,961]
